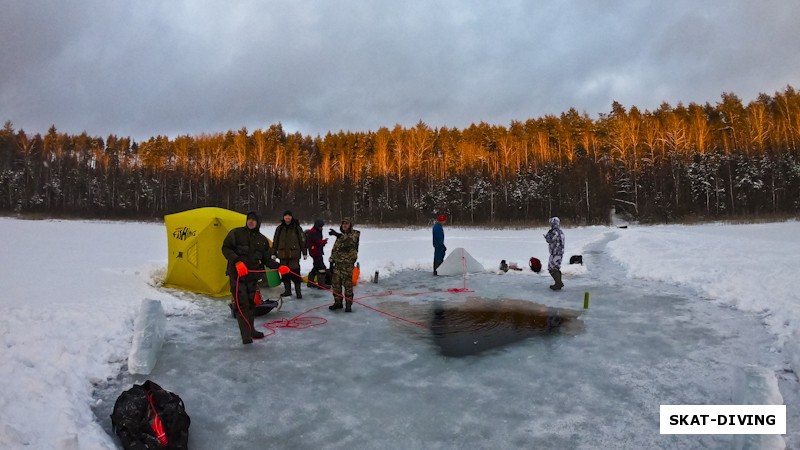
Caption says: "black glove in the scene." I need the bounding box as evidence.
[328,228,342,238]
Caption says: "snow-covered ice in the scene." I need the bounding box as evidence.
[0,217,798,449]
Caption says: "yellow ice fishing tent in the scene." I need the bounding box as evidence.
[163,207,250,297]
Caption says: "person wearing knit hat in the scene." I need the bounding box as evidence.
[273,210,308,298]
[305,219,330,289]
[221,211,276,344]
[432,214,447,276]
[328,218,360,312]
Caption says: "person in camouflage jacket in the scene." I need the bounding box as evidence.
[544,216,565,291]
[328,218,360,312]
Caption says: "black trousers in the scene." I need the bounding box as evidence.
[308,254,327,284]
[230,275,258,342]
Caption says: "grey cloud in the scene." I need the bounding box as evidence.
[2,0,799,141]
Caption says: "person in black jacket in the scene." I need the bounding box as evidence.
[306,219,329,288]
[221,211,276,344]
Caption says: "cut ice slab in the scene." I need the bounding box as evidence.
[127,299,166,375]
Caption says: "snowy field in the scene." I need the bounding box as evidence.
[0,217,798,449]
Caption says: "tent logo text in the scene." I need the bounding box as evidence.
[172,227,196,241]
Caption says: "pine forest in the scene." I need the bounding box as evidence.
[2,87,800,225]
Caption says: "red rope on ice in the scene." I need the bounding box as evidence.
[447,249,473,293]
[270,269,431,329]
[242,265,476,339]
[261,302,329,337]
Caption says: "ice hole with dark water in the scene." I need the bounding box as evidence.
[386,297,585,357]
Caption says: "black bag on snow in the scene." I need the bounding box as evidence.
[110,379,190,449]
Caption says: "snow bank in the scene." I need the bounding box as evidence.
[730,365,785,450]
[606,222,800,347]
[783,334,800,383]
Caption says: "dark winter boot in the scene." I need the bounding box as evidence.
[329,299,343,310]
[316,270,330,289]
[294,279,303,299]
[345,301,353,312]
[229,302,238,318]
[549,270,564,290]
[306,272,316,289]
[244,310,264,342]
[238,309,256,344]
[239,318,253,344]
[555,270,564,289]
[281,275,292,297]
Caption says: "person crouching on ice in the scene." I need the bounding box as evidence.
[222,211,279,344]
[544,216,565,290]
[328,218,360,312]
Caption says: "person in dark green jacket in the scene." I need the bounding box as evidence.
[222,211,274,344]
[272,210,308,298]
[328,218,360,312]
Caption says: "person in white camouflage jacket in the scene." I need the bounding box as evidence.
[544,216,565,290]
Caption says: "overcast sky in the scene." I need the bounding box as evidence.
[2,1,799,142]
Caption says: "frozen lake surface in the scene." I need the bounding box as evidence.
[92,233,796,449]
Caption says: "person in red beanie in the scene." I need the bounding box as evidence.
[432,214,447,275]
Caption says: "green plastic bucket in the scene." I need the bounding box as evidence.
[265,269,281,287]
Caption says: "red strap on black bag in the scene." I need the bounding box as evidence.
[147,392,168,447]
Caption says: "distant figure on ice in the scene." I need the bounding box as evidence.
[432,214,447,276]
[222,211,277,344]
[329,218,360,312]
[273,210,308,299]
[544,216,565,290]
[306,219,330,289]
